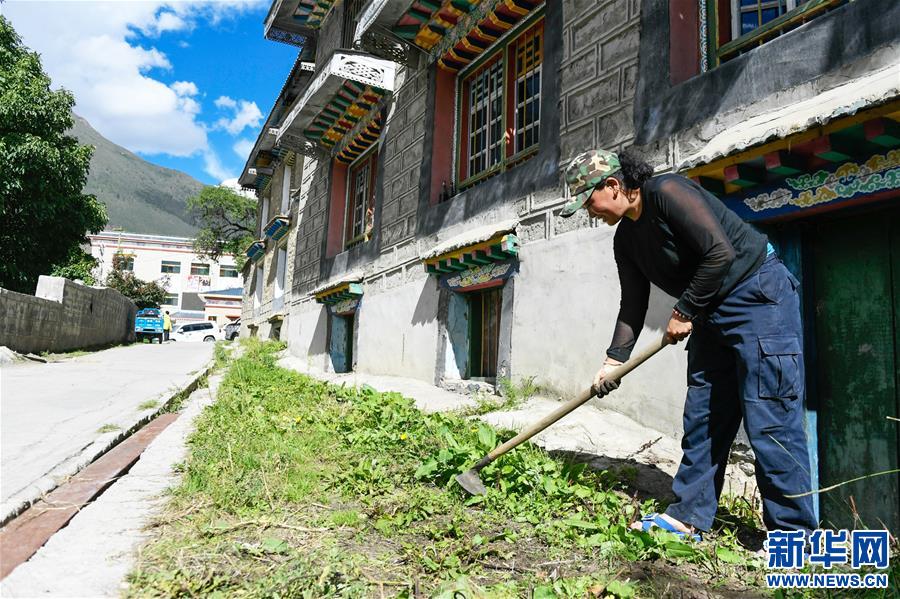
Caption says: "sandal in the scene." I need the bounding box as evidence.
[638,513,702,542]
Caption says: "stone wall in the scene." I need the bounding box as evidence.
[379,65,429,248]
[560,0,642,164]
[0,276,136,354]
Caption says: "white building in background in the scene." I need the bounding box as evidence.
[88,231,243,320]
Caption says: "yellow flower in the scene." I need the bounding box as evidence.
[399,433,408,441]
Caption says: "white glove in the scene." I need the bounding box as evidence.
[592,360,623,397]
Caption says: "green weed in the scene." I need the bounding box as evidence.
[97,424,119,433]
[138,400,159,410]
[127,339,768,597]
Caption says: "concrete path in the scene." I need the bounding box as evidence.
[0,376,221,598]
[277,355,756,500]
[0,342,213,524]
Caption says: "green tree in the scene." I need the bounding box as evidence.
[0,16,107,293]
[187,185,256,270]
[50,247,99,285]
[104,267,169,309]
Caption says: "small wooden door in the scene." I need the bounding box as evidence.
[468,287,502,379]
[812,207,899,533]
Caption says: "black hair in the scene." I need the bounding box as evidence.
[615,148,654,191]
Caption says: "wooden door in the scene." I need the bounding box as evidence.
[812,207,899,533]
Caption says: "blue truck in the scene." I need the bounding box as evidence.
[135,307,165,343]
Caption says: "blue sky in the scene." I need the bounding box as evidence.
[2,1,299,185]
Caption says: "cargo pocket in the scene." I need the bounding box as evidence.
[758,335,801,399]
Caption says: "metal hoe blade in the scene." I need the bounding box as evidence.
[455,469,487,496]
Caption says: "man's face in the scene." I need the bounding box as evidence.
[585,179,625,225]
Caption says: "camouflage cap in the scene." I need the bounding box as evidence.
[560,149,621,217]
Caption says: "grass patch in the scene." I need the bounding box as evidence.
[127,340,897,597]
[97,424,120,433]
[138,400,159,411]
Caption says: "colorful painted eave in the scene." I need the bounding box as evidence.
[354,0,418,45]
[264,215,292,241]
[264,0,321,45]
[423,233,520,274]
[245,239,267,261]
[388,0,542,71]
[276,52,396,153]
[314,281,364,304]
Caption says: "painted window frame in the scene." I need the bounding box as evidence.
[731,0,798,40]
[704,0,847,69]
[343,148,378,250]
[161,260,181,274]
[162,293,179,306]
[274,246,287,300]
[253,264,264,309]
[219,265,239,278]
[280,163,292,214]
[190,262,211,276]
[455,14,545,191]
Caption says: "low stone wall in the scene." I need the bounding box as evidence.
[0,276,136,354]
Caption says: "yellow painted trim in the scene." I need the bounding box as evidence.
[423,233,512,267]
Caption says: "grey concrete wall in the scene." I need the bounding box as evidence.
[635,0,900,148]
[0,276,136,354]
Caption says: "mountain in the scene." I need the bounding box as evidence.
[69,114,204,237]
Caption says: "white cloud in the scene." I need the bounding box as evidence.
[215,95,238,109]
[203,150,234,182]
[171,81,199,97]
[3,1,264,159]
[233,138,255,160]
[214,98,263,135]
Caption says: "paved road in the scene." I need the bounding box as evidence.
[0,342,213,523]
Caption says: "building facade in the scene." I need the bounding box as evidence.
[89,231,244,318]
[240,0,900,533]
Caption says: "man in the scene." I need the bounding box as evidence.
[561,149,816,541]
[163,310,172,342]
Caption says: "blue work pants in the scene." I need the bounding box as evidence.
[665,255,817,533]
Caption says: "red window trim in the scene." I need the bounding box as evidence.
[456,17,544,187]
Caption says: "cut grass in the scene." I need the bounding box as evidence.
[127,340,897,597]
[138,400,159,411]
[97,424,120,433]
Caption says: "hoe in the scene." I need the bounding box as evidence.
[456,335,672,496]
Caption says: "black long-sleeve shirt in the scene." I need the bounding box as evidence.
[606,174,768,362]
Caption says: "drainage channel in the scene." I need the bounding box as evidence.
[0,413,180,580]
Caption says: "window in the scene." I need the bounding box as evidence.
[710,0,847,65]
[199,322,213,330]
[259,197,270,235]
[191,263,210,276]
[734,0,791,38]
[274,248,287,300]
[341,0,365,49]
[161,260,181,274]
[254,265,263,309]
[220,265,239,278]
[162,293,179,306]
[458,18,543,188]
[345,150,377,249]
[113,253,134,271]
[280,163,292,214]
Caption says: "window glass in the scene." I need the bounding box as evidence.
[191,263,211,276]
[162,293,179,305]
[220,265,238,278]
[161,260,181,274]
[113,254,134,271]
[459,17,543,186]
[345,150,377,248]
